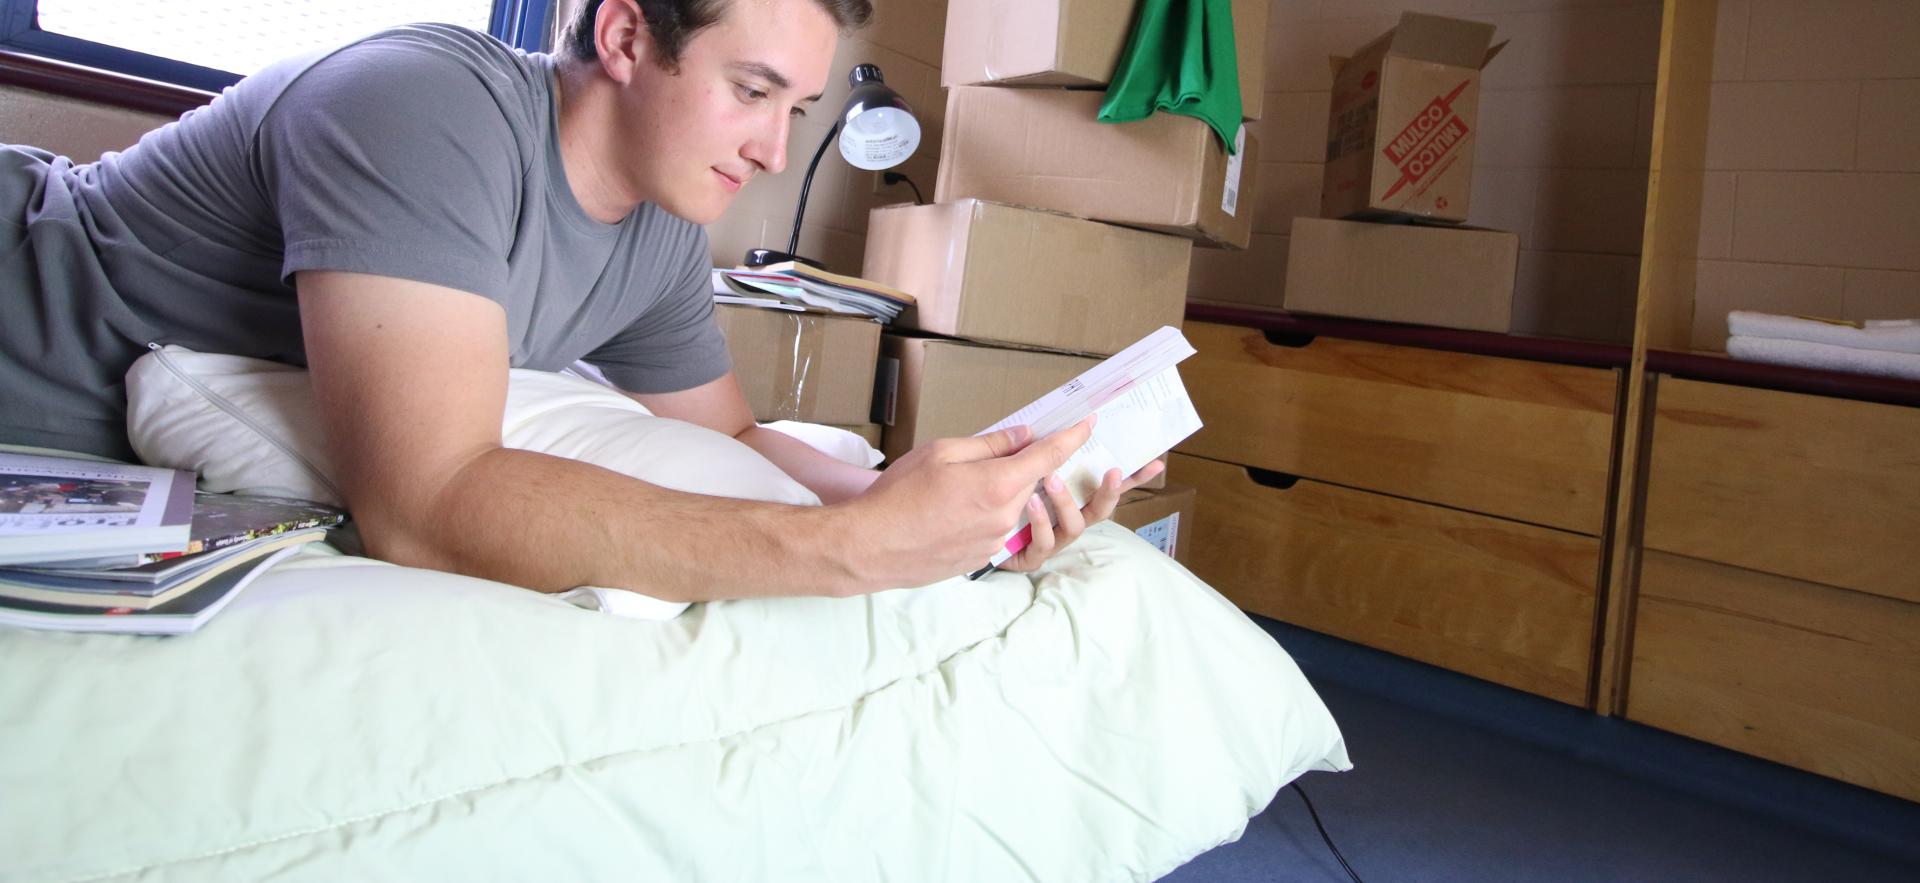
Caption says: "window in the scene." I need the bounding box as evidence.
[0,0,554,92]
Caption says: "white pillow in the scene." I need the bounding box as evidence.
[125,346,822,509]
[124,347,838,620]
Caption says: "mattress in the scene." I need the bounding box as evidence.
[0,522,1349,882]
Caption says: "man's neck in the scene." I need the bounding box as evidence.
[554,58,642,225]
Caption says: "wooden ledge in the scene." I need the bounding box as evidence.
[1182,303,1920,408]
[1183,302,1632,371]
[0,49,213,117]
[1646,349,1920,409]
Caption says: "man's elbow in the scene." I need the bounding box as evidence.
[353,509,456,572]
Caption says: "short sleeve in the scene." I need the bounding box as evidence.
[584,223,733,394]
[257,34,525,302]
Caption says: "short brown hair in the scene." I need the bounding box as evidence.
[562,0,873,67]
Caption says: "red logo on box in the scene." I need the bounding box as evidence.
[1381,80,1472,201]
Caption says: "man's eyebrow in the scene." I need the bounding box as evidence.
[733,61,824,102]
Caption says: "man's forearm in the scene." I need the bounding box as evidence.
[736,425,881,505]
[375,446,870,602]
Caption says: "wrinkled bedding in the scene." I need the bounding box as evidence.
[1,523,1348,882]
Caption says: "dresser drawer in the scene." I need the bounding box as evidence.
[1175,453,1599,705]
[1628,551,1920,803]
[1644,378,1920,605]
[1176,321,1617,534]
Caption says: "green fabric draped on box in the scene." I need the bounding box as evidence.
[1097,0,1243,154]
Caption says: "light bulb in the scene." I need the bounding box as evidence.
[838,108,921,171]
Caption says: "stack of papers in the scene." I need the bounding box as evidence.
[712,262,915,322]
[0,536,316,635]
[2,454,349,634]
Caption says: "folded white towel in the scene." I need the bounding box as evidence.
[1726,335,1920,382]
[1727,311,1920,354]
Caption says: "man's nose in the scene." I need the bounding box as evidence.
[747,114,791,177]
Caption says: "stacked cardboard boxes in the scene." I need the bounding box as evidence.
[932,0,1269,250]
[1278,12,1522,335]
[712,304,883,440]
[864,0,1268,499]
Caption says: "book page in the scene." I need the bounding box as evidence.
[975,327,1203,568]
[983,326,1196,438]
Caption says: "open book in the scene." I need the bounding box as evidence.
[977,326,1202,570]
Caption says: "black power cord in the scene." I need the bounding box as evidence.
[1291,782,1366,883]
[881,170,925,204]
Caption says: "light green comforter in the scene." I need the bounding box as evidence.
[1,523,1348,882]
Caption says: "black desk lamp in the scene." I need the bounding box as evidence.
[743,63,920,270]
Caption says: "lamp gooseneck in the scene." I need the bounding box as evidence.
[787,120,842,260]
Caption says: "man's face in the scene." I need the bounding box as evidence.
[618,0,838,224]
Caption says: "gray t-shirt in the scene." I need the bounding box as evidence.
[0,24,731,460]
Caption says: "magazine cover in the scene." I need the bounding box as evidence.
[180,493,346,555]
[0,454,196,565]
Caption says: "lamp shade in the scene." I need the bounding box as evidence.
[836,64,919,171]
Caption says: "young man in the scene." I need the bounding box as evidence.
[0,0,1161,600]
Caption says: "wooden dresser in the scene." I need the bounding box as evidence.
[1175,314,1920,805]
[1165,0,1920,808]
[1624,373,1920,803]
[1172,318,1623,707]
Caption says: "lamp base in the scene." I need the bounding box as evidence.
[742,248,826,271]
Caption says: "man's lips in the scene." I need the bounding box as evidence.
[714,168,746,193]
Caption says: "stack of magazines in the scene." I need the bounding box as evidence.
[712,261,915,322]
[0,453,346,635]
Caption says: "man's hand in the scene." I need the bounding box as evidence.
[834,416,1165,587]
[1000,456,1166,573]
[836,417,1097,590]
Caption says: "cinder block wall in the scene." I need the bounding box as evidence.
[1193,0,1665,344]
[1690,0,1920,351]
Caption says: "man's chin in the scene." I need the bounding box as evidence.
[653,192,732,226]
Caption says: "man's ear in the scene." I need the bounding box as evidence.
[594,0,653,84]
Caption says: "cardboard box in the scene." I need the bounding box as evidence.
[862,199,1192,357]
[1187,233,1289,311]
[1321,12,1504,222]
[877,335,1098,462]
[713,305,881,425]
[942,0,1269,121]
[1282,218,1519,333]
[1110,484,1195,564]
[936,86,1260,249]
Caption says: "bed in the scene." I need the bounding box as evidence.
[0,353,1350,882]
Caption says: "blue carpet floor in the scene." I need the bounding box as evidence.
[1162,617,1920,883]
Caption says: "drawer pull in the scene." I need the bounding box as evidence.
[1262,329,1316,349]
[1245,466,1301,490]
